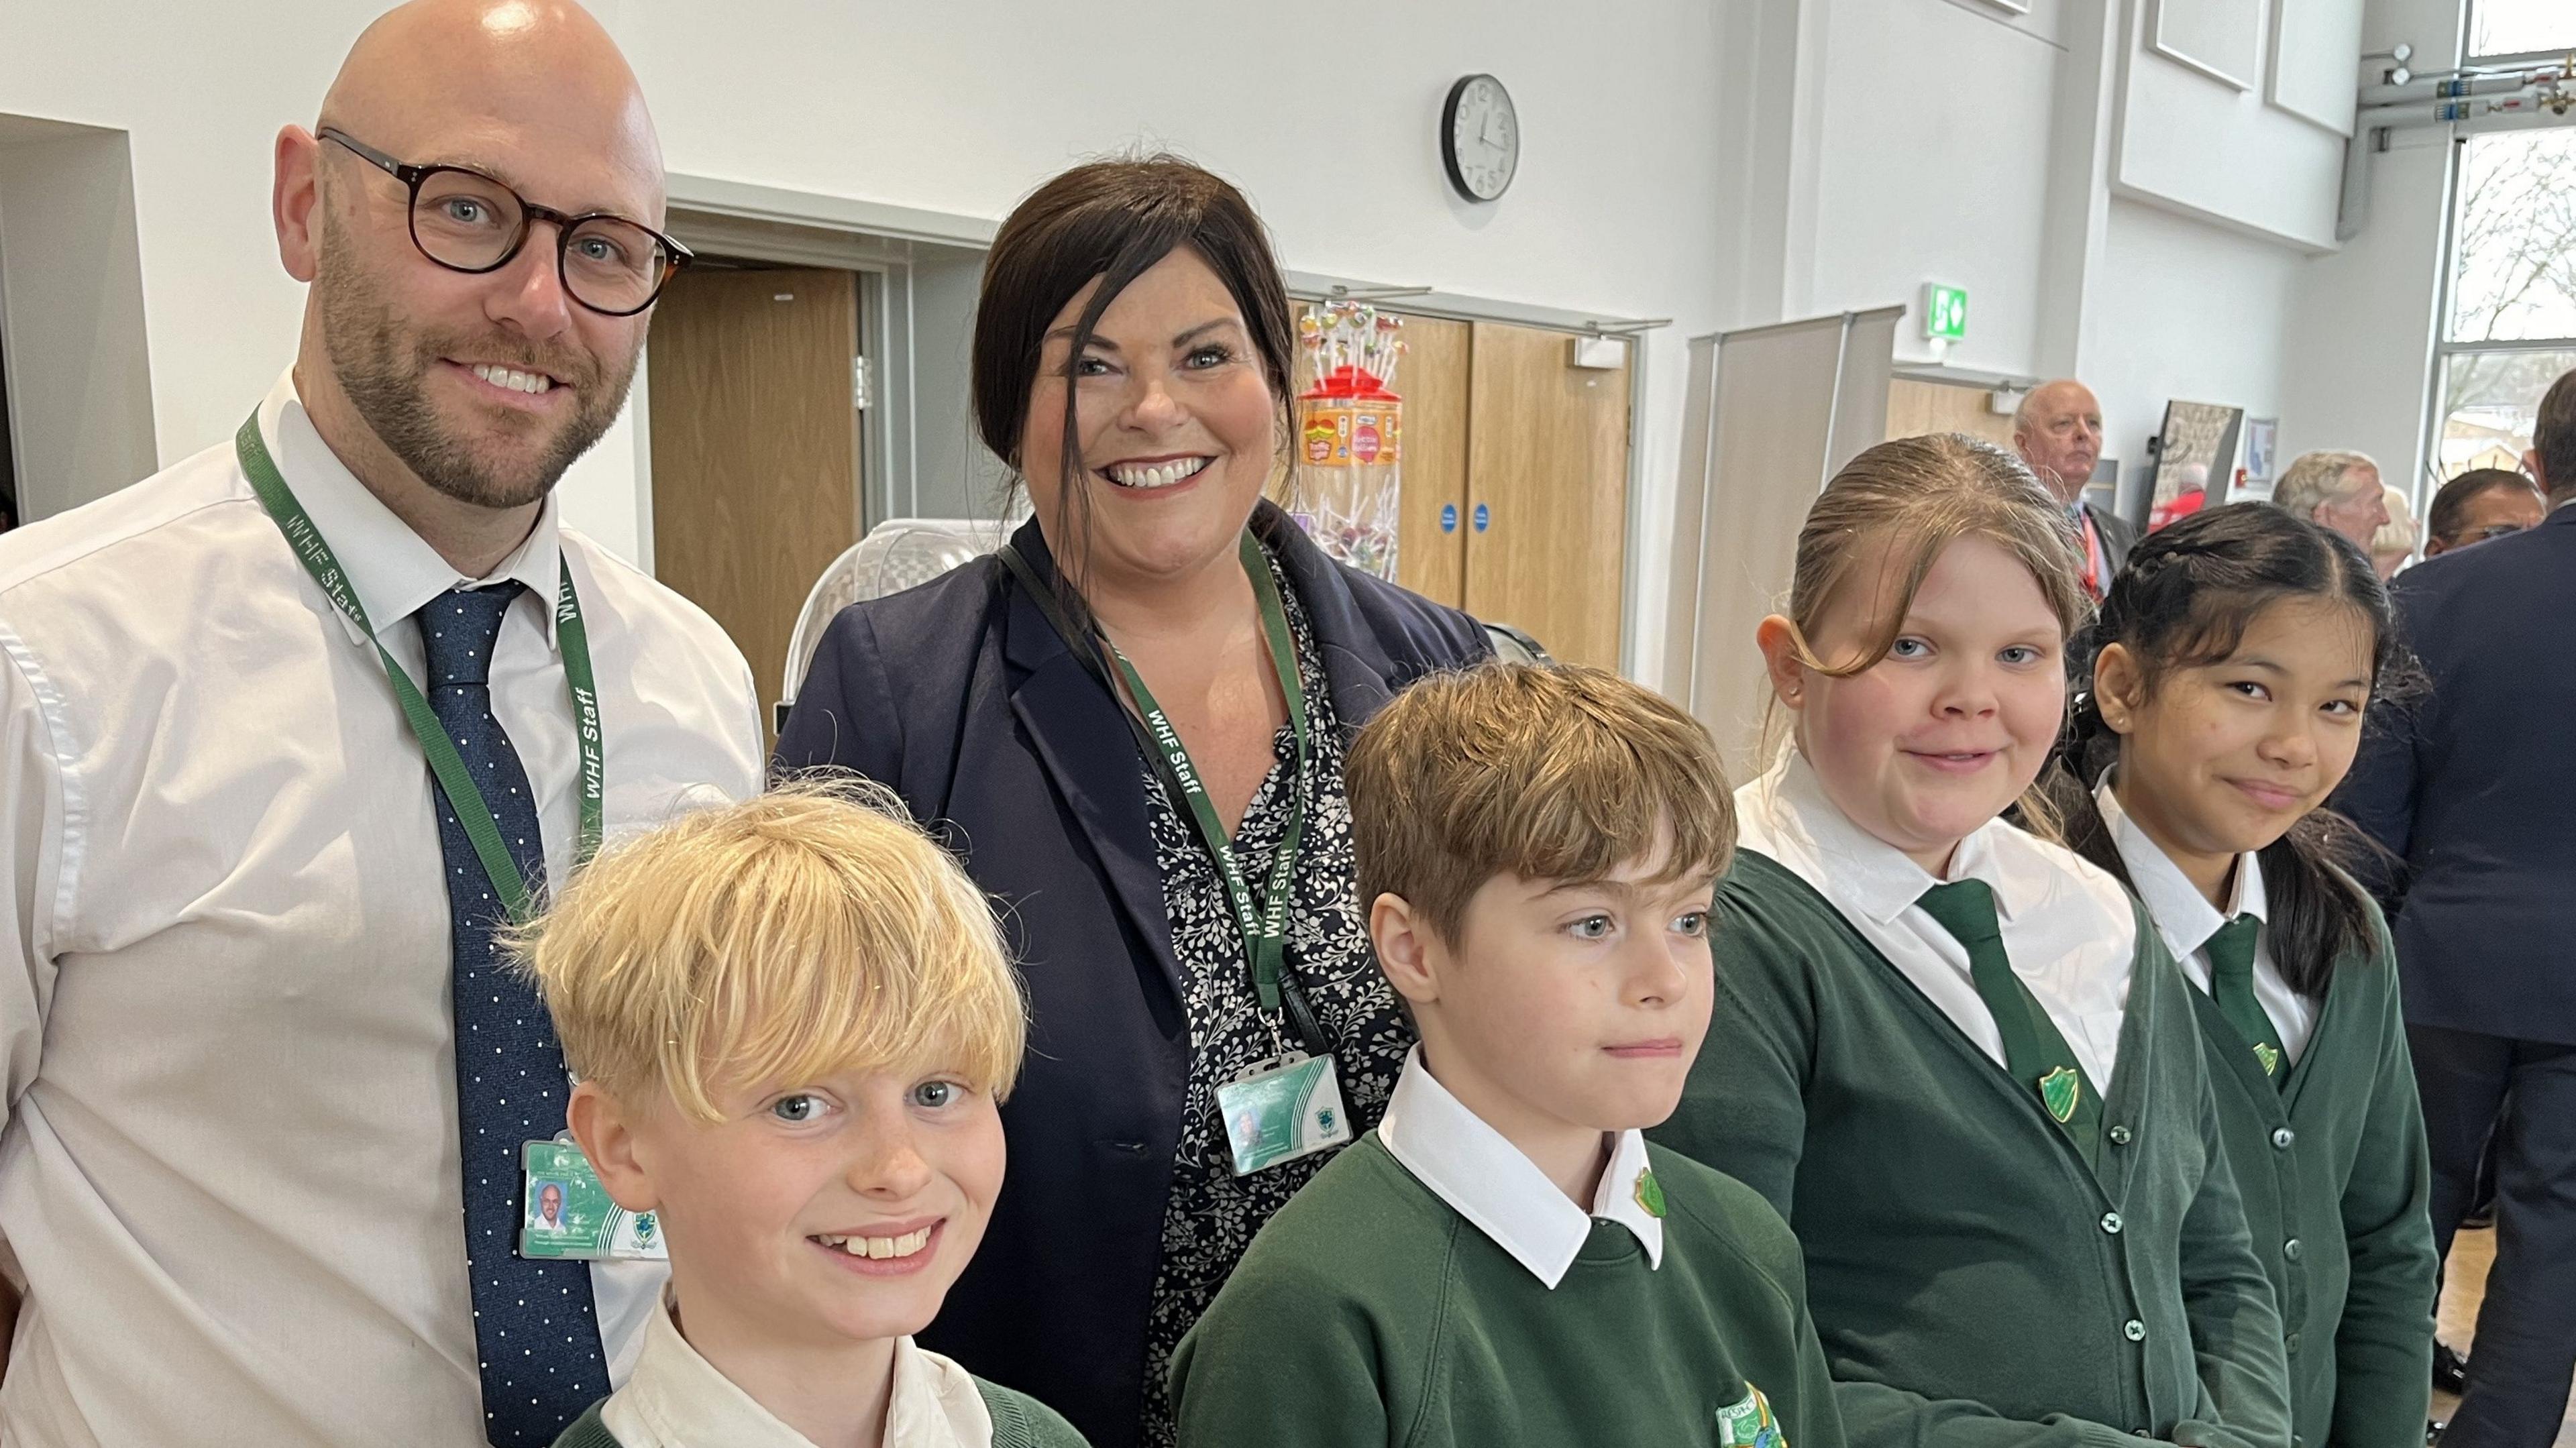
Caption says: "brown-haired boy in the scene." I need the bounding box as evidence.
[1169,663,1845,1447]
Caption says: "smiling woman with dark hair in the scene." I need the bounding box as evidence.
[775,156,1490,1448]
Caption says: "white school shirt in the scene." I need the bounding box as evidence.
[1737,752,2141,1091]
[0,372,764,1447]
[2096,777,2316,1064]
[1376,1046,1666,1288]
[599,1293,996,1448]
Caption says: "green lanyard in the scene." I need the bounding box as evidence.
[235,414,603,920]
[1106,533,1309,1015]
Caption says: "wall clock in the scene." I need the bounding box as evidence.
[1442,74,1519,203]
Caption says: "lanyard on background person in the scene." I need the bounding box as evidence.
[998,532,1330,1060]
[235,414,603,920]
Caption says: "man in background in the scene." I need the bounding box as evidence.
[2275,449,2393,551]
[0,3,761,1443]
[2012,378,2135,602]
[2337,368,2576,1447]
[2421,467,2544,558]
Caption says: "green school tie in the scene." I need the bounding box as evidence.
[2204,915,2286,1087]
[1917,879,2103,1168]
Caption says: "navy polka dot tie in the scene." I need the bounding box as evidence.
[420,583,608,1445]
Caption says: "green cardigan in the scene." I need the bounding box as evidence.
[549,1373,1091,1448]
[1168,1131,1845,1448]
[2187,904,2434,1448]
[1651,850,2292,1448]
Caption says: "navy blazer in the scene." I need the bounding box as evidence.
[774,501,1489,1446]
[2334,503,2576,1046]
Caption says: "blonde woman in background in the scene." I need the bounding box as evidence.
[2372,484,2419,580]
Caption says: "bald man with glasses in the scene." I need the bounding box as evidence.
[0,4,759,1444]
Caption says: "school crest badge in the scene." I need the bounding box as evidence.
[2039,1066,2081,1125]
[2253,1043,2281,1078]
[1634,1166,1667,1219]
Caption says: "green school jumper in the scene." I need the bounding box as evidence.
[1652,850,2292,1448]
[1167,1132,1845,1448]
[2187,905,2435,1448]
[549,1376,1092,1448]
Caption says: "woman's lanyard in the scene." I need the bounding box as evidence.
[997,532,1330,1058]
[234,414,604,920]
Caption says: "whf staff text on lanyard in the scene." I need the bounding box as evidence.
[235,414,603,917]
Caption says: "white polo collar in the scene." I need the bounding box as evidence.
[1377,1046,1664,1288]
[255,369,564,650]
[599,1291,995,1448]
[2096,775,2267,962]
[1744,750,2023,926]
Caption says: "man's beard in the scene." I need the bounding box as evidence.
[313,229,638,510]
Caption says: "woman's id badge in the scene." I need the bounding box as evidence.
[519,1139,667,1262]
[1215,1052,1351,1176]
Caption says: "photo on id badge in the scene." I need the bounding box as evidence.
[527,1178,573,1235]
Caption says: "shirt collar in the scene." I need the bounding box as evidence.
[602,1292,991,1448]
[1748,750,2023,926]
[256,369,563,650]
[1377,1046,1664,1288]
[2095,774,2266,961]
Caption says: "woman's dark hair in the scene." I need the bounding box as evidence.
[971,155,1296,618]
[2055,503,2400,995]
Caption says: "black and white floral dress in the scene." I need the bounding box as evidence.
[1131,546,1416,1447]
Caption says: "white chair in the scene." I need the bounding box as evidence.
[777,516,1014,730]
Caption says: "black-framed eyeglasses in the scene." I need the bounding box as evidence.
[319,127,690,317]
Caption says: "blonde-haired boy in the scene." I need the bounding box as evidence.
[1170,663,1844,1447]
[511,782,1088,1448]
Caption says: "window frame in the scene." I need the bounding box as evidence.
[2422,11,2576,497]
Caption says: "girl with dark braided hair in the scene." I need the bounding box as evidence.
[2053,502,2438,1448]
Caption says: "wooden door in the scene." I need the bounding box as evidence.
[1391,316,1470,608]
[647,267,861,742]
[1463,323,1632,671]
[1885,378,2016,448]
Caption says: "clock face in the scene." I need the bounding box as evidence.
[1442,74,1518,203]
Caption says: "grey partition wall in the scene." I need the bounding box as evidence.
[1660,307,1900,781]
[0,115,157,522]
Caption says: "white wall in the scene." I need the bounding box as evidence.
[0,0,1735,645]
[1,0,2422,683]
[2277,0,2466,490]
[1799,0,2069,376]
[2082,197,2303,480]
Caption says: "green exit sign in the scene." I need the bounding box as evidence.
[1923,283,1969,341]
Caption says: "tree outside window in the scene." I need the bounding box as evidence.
[2432,0,2576,480]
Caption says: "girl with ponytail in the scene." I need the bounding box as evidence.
[2057,502,2436,1448]
[1653,437,2292,1448]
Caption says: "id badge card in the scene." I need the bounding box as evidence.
[519,1139,667,1262]
[1216,1052,1352,1176]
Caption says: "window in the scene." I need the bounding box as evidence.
[2429,1,2576,482]
[2470,0,2576,59]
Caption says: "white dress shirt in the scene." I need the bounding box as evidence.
[600,1292,996,1448]
[2096,777,2316,1064]
[1376,1046,1666,1288]
[1738,751,2141,1091]
[0,372,763,1447]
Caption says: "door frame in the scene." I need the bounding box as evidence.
[657,174,1668,675]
